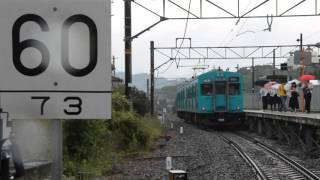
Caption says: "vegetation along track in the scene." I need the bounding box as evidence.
[218,131,320,180]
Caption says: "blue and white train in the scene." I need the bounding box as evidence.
[176,70,244,126]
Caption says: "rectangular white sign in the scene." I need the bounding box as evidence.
[1,93,110,119]
[0,0,111,119]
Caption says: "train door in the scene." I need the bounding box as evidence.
[214,81,228,112]
[228,81,241,111]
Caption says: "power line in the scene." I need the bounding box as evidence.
[219,0,254,46]
[282,30,320,56]
[158,0,192,74]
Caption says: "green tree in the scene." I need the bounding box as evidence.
[131,87,150,116]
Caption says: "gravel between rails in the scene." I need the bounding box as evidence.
[239,131,320,178]
[115,115,257,180]
[220,132,309,180]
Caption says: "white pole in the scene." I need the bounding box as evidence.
[180,127,183,134]
[166,157,172,170]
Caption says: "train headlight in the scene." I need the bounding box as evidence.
[202,106,206,112]
[236,106,240,111]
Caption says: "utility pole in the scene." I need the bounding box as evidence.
[112,56,116,76]
[299,33,304,76]
[299,33,305,112]
[124,0,132,99]
[150,41,155,115]
[147,79,149,100]
[251,58,255,109]
[273,49,276,81]
[251,58,255,93]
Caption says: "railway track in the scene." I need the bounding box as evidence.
[218,132,320,180]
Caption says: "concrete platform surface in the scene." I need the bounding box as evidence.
[245,110,320,127]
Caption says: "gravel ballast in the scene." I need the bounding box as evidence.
[115,116,257,180]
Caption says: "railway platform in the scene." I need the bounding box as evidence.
[244,110,320,152]
[245,110,320,127]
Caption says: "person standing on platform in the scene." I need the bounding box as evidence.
[303,80,313,113]
[260,87,268,111]
[278,83,287,112]
[269,88,277,111]
[289,82,299,112]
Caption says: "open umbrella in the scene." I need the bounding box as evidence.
[264,81,276,89]
[299,74,315,81]
[271,84,281,89]
[284,79,300,90]
[254,79,269,86]
[310,80,319,86]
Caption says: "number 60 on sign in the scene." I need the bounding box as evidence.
[0,0,111,119]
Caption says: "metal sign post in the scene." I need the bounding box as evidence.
[51,119,63,180]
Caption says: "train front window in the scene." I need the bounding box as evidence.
[201,84,212,96]
[215,82,226,94]
[229,83,240,95]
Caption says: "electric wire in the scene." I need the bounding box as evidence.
[282,29,320,56]
[219,0,254,47]
[157,0,192,74]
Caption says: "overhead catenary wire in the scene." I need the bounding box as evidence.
[155,0,319,75]
[218,0,254,47]
[282,29,320,56]
[157,0,192,75]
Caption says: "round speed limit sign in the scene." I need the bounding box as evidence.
[0,0,111,119]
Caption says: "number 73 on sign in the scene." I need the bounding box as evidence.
[0,0,111,119]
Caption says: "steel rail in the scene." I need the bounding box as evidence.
[235,132,320,180]
[219,135,268,180]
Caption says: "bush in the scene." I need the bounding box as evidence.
[63,86,162,177]
[110,111,161,151]
[63,120,113,176]
[131,87,150,116]
[112,92,130,112]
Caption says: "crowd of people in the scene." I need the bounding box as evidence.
[259,80,313,113]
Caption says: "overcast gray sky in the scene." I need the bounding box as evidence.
[111,0,320,78]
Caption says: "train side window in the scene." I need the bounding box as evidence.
[229,83,240,95]
[201,84,212,96]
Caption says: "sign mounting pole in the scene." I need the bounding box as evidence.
[51,119,63,180]
[51,0,62,179]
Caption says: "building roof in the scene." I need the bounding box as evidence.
[112,76,123,82]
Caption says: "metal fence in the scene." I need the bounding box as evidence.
[244,86,320,112]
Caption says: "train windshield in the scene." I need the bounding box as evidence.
[215,81,226,94]
[201,84,213,96]
[229,83,240,95]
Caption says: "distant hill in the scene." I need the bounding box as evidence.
[115,72,184,92]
